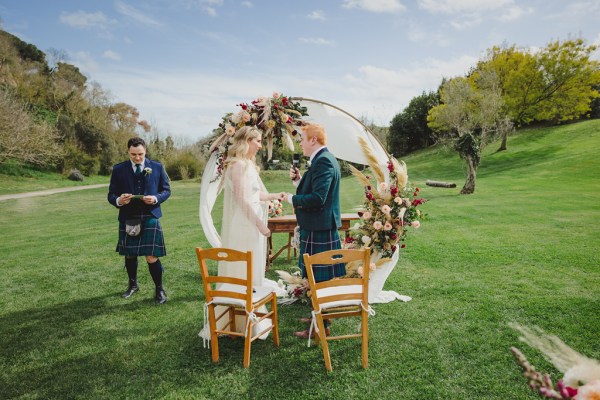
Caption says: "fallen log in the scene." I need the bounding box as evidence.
[426,180,456,188]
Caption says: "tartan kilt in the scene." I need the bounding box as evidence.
[116,217,166,257]
[298,228,345,282]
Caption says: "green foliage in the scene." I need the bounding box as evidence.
[61,142,100,176]
[388,91,439,156]
[165,150,204,180]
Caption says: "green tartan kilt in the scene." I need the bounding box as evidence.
[116,217,166,257]
[298,228,345,282]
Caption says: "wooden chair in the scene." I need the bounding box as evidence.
[303,248,372,371]
[196,247,280,368]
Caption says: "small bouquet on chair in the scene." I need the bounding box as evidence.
[274,269,310,305]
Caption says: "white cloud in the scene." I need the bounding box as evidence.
[418,0,513,14]
[115,1,163,26]
[103,50,121,61]
[241,1,253,8]
[407,21,452,46]
[71,51,100,74]
[449,13,482,30]
[298,37,335,46]
[342,0,406,13]
[308,10,326,21]
[199,0,224,16]
[59,10,114,29]
[498,6,533,22]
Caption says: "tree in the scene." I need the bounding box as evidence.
[478,39,600,151]
[388,91,438,156]
[428,71,510,194]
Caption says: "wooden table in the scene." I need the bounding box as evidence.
[266,213,360,269]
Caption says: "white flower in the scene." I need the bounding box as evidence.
[411,220,420,228]
[353,223,361,230]
[398,207,407,220]
[361,235,371,245]
[143,167,152,176]
[225,124,235,136]
[218,145,226,153]
[576,380,600,399]
[254,96,269,107]
[378,182,387,192]
[230,111,242,124]
[272,92,281,99]
[394,196,402,204]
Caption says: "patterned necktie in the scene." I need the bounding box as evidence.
[135,164,142,174]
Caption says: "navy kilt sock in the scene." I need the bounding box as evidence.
[125,257,138,288]
[148,259,164,289]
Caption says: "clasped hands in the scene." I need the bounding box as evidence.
[119,193,156,205]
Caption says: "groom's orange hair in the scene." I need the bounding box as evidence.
[302,123,327,145]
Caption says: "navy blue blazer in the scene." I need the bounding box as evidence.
[292,148,341,231]
[107,159,171,223]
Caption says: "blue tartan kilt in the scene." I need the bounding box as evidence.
[116,217,166,257]
[298,228,345,282]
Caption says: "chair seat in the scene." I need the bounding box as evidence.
[212,283,274,307]
[317,285,363,310]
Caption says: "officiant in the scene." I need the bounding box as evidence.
[107,137,171,304]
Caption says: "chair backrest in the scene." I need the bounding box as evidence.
[196,247,253,311]
[303,249,370,310]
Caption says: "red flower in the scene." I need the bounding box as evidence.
[391,245,397,252]
[415,187,420,192]
[413,192,418,196]
[401,244,406,248]
[366,192,374,200]
[387,161,394,172]
[282,97,289,106]
[390,186,398,196]
[390,233,397,240]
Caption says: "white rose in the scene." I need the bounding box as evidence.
[361,236,371,245]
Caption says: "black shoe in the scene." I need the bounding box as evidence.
[155,288,167,304]
[122,285,139,299]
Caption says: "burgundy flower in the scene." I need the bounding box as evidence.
[391,245,397,252]
[387,161,394,172]
[415,187,420,192]
[390,186,398,196]
[390,233,397,240]
[401,244,406,248]
[366,192,374,200]
[282,97,289,106]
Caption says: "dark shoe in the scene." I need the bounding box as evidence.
[155,288,167,304]
[122,285,139,299]
[293,327,330,339]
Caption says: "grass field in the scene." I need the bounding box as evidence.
[1,120,599,399]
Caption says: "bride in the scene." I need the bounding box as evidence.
[204,126,285,339]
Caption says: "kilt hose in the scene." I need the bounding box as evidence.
[117,216,166,257]
[298,228,345,282]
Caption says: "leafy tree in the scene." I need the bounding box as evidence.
[388,91,438,156]
[428,71,510,194]
[478,39,600,150]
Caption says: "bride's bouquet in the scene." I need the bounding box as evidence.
[268,199,283,218]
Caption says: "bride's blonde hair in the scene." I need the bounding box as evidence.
[224,126,262,169]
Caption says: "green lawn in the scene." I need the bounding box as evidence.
[1,120,599,399]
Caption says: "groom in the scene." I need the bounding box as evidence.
[287,123,345,338]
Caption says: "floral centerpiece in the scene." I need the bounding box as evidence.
[268,199,284,218]
[208,92,308,182]
[510,323,600,400]
[343,137,426,275]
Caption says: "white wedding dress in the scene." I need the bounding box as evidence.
[199,159,278,343]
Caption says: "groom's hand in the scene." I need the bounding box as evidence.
[289,166,300,182]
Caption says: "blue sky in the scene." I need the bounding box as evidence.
[1,0,599,142]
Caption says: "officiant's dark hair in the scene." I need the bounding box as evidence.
[127,137,146,149]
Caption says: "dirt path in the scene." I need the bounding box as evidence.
[0,183,109,201]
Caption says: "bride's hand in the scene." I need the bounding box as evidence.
[259,225,271,237]
[276,192,286,201]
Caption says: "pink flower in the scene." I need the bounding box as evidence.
[357,266,364,277]
[379,182,387,192]
[384,222,393,231]
[394,196,402,204]
[373,221,383,230]
[411,221,420,228]
[242,111,251,122]
[272,92,281,99]
[381,205,391,214]
[369,262,377,271]
[362,211,372,220]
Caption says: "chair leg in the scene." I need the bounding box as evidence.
[229,307,237,337]
[208,305,220,363]
[243,319,252,368]
[316,315,332,372]
[271,296,280,347]
[361,311,369,369]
